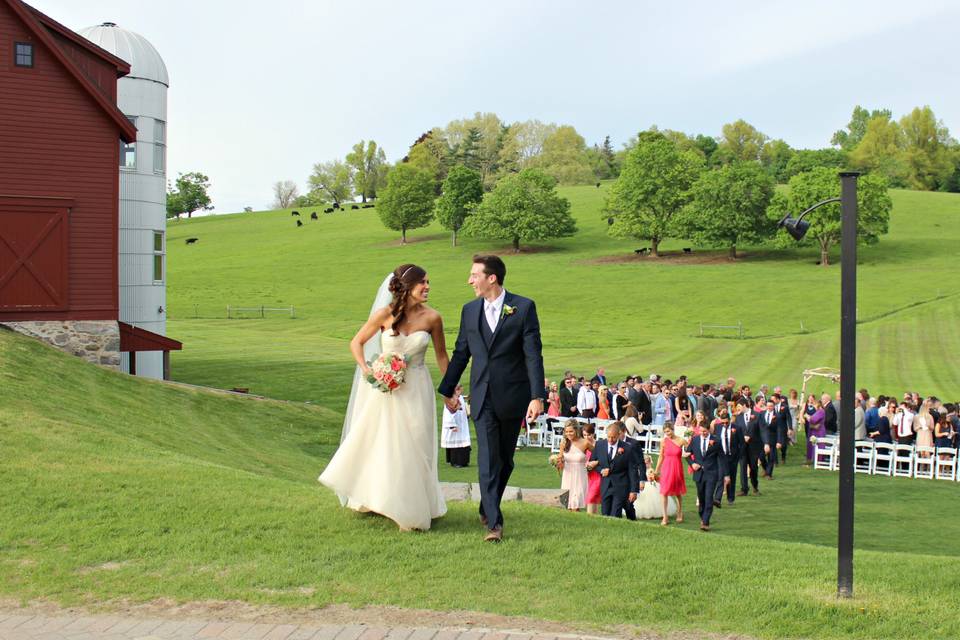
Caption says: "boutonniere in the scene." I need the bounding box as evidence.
[501,304,516,319]
[617,447,624,455]
[731,428,737,432]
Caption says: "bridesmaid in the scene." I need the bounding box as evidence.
[558,420,593,511]
[582,423,602,515]
[653,421,687,526]
[547,382,561,418]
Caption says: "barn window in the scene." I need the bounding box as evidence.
[14,42,33,67]
[121,116,136,169]
[153,120,166,173]
[153,231,164,282]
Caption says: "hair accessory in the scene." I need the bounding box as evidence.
[400,266,415,279]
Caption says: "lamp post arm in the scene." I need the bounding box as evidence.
[795,197,841,223]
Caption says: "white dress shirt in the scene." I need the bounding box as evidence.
[577,386,597,413]
[484,289,506,333]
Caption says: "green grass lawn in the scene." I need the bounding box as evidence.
[166,186,960,410]
[3,329,960,640]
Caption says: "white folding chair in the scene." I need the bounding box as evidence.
[913,446,936,479]
[549,425,564,454]
[647,429,662,456]
[893,444,914,477]
[813,438,837,471]
[854,441,875,474]
[934,448,957,481]
[526,417,545,447]
[872,442,895,477]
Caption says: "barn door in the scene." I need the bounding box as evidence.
[0,196,72,311]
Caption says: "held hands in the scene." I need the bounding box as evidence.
[764,444,771,454]
[442,396,459,412]
[601,469,610,477]
[638,482,645,492]
[628,492,637,503]
[776,443,782,449]
[691,463,701,471]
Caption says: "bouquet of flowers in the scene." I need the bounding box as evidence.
[366,352,409,393]
[548,454,562,474]
[809,435,818,445]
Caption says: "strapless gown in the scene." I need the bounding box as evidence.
[319,330,447,530]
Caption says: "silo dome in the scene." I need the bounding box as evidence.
[78,23,169,86]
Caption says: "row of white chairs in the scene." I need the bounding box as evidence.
[527,416,665,454]
[813,437,960,481]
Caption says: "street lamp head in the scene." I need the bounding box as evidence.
[778,214,811,241]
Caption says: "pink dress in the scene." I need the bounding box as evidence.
[561,445,589,510]
[547,392,561,417]
[658,438,687,497]
[585,449,601,505]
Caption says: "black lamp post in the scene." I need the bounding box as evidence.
[778,171,860,598]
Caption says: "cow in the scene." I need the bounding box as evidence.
[634,247,649,255]
[291,211,300,217]
[296,220,303,227]
[596,182,601,188]
[351,204,359,210]
[324,207,334,213]
[185,237,199,245]
[310,212,318,220]
[683,247,692,254]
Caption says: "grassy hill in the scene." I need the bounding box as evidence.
[2,328,960,640]
[165,186,960,412]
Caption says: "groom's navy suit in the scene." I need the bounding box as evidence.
[439,291,545,530]
[593,438,640,518]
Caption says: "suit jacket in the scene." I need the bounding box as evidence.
[611,394,629,421]
[824,402,839,434]
[590,374,607,386]
[759,410,780,446]
[636,390,653,425]
[620,437,646,488]
[558,386,578,416]
[870,416,893,444]
[594,439,640,498]
[686,435,720,483]
[775,401,792,430]
[735,410,763,456]
[715,423,742,462]
[438,291,545,420]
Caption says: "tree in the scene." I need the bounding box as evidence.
[784,148,847,179]
[898,105,955,190]
[585,135,619,180]
[766,166,892,266]
[166,172,213,219]
[498,119,557,172]
[434,165,483,246]
[308,159,354,206]
[604,134,704,257]
[456,127,483,171]
[406,142,443,194]
[444,112,506,187]
[536,125,594,184]
[848,116,909,187]
[272,180,299,209]
[717,119,769,164]
[693,134,719,164]
[675,162,775,258]
[461,168,576,252]
[832,105,893,151]
[346,140,388,202]
[376,164,435,244]
[761,139,794,183]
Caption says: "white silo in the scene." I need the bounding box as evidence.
[79,23,170,380]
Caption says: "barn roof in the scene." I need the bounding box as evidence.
[4,0,137,142]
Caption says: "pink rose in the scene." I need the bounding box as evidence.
[391,359,402,372]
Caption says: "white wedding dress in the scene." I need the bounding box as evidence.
[319,330,447,530]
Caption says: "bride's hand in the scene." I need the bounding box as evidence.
[361,365,373,378]
[443,396,459,412]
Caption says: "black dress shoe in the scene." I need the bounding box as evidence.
[713,501,722,509]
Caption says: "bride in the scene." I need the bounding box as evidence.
[318,264,448,530]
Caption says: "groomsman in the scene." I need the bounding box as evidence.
[773,393,792,463]
[594,422,640,518]
[618,428,646,520]
[735,400,762,495]
[686,423,720,531]
[713,411,742,505]
[759,399,779,479]
[559,377,578,417]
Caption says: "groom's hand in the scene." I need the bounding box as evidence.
[442,396,459,412]
[526,399,543,423]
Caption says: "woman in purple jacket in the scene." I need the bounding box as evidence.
[803,396,826,466]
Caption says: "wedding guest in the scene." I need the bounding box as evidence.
[653,421,686,526]
[594,421,640,518]
[441,385,472,467]
[787,389,801,441]
[869,401,894,445]
[759,398,779,479]
[823,393,839,435]
[735,399,762,496]
[713,408,741,506]
[864,397,880,438]
[892,401,916,445]
[934,414,953,460]
[591,368,607,386]
[558,420,593,511]
[773,393,792,463]
[547,382,561,417]
[915,399,935,454]
[597,385,611,420]
[686,420,720,531]
[674,385,692,424]
[636,380,653,425]
[559,377,578,417]
[854,397,866,440]
[832,391,842,434]
[577,381,598,419]
[803,398,826,466]
[622,404,644,439]
[582,423,601,515]
[611,384,630,421]
[652,384,668,426]
[700,384,717,421]
[690,411,709,438]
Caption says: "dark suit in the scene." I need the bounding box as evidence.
[736,410,762,493]
[759,410,779,477]
[824,401,839,434]
[713,423,742,504]
[611,394,629,421]
[619,437,646,520]
[686,434,720,526]
[439,291,545,530]
[558,386,578,417]
[775,401,792,462]
[590,374,607,386]
[593,439,640,518]
[636,389,653,425]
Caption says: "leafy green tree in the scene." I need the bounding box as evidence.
[434,165,483,246]
[832,106,893,151]
[498,119,557,172]
[346,140,388,202]
[166,172,213,219]
[761,139,794,183]
[457,127,483,170]
[766,167,892,266]
[377,164,435,244]
[461,168,576,252]
[848,116,909,187]
[308,159,354,206]
[292,190,329,207]
[694,134,719,164]
[784,148,847,179]
[537,125,594,184]
[898,105,955,190]
[604,135,704,257]
[676,162,775,259]
[717,119,769,164]
[406,142,443,194]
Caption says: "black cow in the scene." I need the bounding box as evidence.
[295,220,303,227]
[683,247,692,254]
[324,207,334,213]
[596,182,601,188]
[291,211,300,217]
[185,237,199,245]
[634,247,649,255]
[351,204,359,210]
[363,204,374,209]
[333,202,340,209]
[310,212,318,220]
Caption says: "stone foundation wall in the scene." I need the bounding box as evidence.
[1,320,120,369]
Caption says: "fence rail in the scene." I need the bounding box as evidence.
[699,320,743,339]
[167,304,296,320]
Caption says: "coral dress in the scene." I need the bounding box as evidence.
[585,449,601,505]
[561,445,589,510]
[547,392,561,417]
[658,438,687,497]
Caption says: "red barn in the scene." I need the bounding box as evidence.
[0,0,179,369]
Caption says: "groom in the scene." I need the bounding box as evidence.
[438,255,545,542]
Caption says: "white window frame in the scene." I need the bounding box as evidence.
[153,119,166,174]
[121,116,137,170]
[152,231,164,283]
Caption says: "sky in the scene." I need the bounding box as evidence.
[28,0,960,214]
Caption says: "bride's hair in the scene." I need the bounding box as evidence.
[388,263,426,335]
